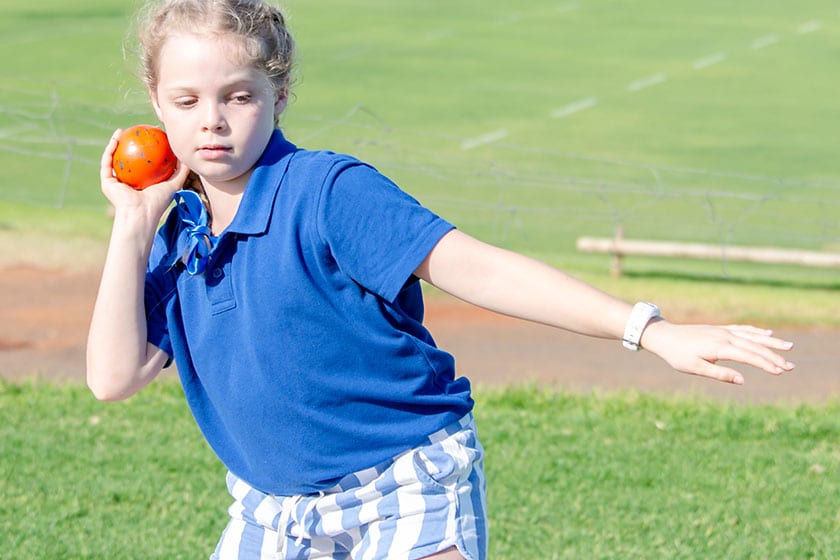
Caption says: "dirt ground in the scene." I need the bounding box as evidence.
[1,241,837,405]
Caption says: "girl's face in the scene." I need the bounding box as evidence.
[150,33,285,193]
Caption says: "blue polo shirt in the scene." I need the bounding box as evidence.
[144,130,473,495]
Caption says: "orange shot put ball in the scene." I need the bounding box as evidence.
[112,125,177,190]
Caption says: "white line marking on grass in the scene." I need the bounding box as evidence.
[494,4,579,25]
[0,123,40,140]
[461,129,508,150]
[751,34,780,50]
[692,51,727,70]
[797,20,822,34]
[424,29,454,42]
[496,13,524,25]
[551,97,598,118]
[626,73,668,92]
[556,2,580,14]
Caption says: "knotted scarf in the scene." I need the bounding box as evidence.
[173,189,215,275]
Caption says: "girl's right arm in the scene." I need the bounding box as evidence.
[416,230,794,385]
[86,130,189,401]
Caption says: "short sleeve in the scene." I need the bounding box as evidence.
[316,160,455,302]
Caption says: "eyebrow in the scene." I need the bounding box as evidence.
[163,82,259,94]
[160,71,269,95]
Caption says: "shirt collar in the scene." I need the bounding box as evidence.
[226,129,298,236]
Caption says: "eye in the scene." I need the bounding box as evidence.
[229,93,252,104]
[173,97,198,109]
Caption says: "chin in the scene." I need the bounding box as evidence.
[199,170,251,191]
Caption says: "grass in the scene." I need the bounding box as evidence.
[1,1,839,244]
[0,379,228,558]
[2,380,838,559]
[480,386,840,558]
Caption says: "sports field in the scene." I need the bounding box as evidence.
[2,1,839,271]
[1,1,839,558]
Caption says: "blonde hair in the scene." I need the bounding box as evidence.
[136,0,295,100]
[132,0,295,204]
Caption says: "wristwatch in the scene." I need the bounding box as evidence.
[622,302,661,351]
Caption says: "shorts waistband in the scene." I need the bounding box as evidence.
[326,412,475,493]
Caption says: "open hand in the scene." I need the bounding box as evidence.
[640,321,795,385]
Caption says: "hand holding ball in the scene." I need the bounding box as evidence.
[112,125,177,190]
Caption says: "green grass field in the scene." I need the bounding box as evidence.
[2,380,838,559]
[2,1,839,249]
[1,3,839,558]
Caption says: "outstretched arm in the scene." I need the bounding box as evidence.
[414,230,794,385]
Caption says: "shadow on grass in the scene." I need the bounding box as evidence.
[620,268,840,292]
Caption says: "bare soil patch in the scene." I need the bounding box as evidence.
[1,259,836,404]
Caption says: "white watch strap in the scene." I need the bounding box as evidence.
[622,302,660,351]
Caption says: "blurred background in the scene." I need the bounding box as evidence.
[1,0,839,286]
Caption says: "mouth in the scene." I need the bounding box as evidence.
[197,144,232,159]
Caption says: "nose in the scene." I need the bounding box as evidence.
[202,103,227,132]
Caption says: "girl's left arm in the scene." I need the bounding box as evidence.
[414,230,794,385]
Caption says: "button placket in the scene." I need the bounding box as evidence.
[205,253,236,314]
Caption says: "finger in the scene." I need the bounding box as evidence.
[724,324,774,336]
[724,325,795,351]
[100,129,122,181]
[147,160,190,195]
[169,161,191,185]
[713,341,795,376]
[688,360,745,385]
[726,332,796,372]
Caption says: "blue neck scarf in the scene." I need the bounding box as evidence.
[173,190,215,275]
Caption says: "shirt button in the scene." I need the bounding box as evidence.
[211,268,223,279]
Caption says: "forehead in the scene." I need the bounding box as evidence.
[156,33,264,87]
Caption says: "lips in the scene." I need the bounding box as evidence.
[197,144,232,160]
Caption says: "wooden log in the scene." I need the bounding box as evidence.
[576,237,840,268]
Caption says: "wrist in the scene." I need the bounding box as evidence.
[112,203,168,234]
[109,207,161,252]
[622,301,661,351]
[638,315,668,353]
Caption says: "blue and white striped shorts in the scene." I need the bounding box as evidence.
[211,414,487,560]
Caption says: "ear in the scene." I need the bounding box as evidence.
[274,90,288,121]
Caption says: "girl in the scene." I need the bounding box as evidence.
[86,1,795,558]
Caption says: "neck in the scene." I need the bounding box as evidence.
[201,180,247,236]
